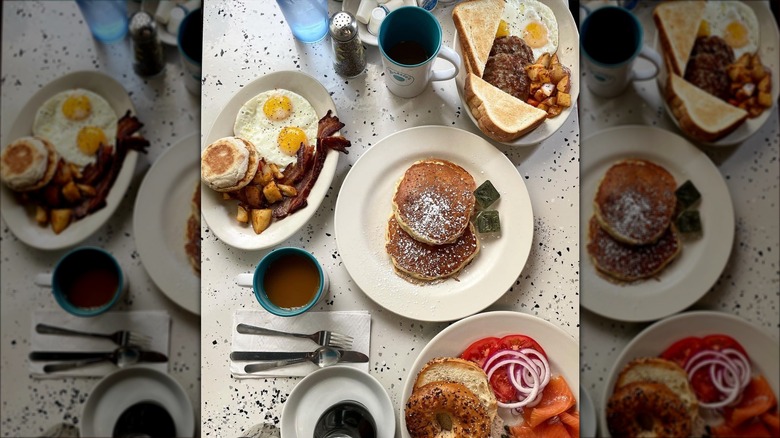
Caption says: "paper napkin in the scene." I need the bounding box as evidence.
[30,310,170,378]
[230,310,371,378]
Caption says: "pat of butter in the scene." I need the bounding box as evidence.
[356,0,378,24]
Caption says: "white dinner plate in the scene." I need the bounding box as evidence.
[454,0,580,146]
[399,311,579,437]
[599,311,780,437]
[80,367,195,438]
[580,385,598,438]
[341,0,417,46]
[280,366,395,438]
[201,71,341,250]
[580,126,734,322]
[334,126,534,322]
[133,133,200,314]
[0,71,139,251]
[654,1,780,146]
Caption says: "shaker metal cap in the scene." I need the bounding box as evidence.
[129,11,158,39]
[329,11,358,42]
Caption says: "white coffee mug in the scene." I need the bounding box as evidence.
[177,7,202,96]
[378,6,460,98]
[581,6,663,98]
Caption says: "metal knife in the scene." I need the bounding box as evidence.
[230,350,368,363]
[29,350,169,363]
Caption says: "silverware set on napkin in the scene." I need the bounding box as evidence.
[29,323,168,373]
[234,323,368,372]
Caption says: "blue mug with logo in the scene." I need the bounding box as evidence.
[378,6,460,98]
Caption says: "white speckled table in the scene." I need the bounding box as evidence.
[1,2,200,436]
[200,1,579,436]
[579,1,780,433]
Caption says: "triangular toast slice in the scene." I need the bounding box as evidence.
[653,1,706,76]
[452,0,505,78]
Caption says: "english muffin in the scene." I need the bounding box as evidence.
[0,136,59,192]
[200,136,258,192]
[386,215,480,282]
[587,215,681,282]
[392,159,476,245]
[594,159,677,245]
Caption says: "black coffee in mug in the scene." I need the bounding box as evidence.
[582,7,641,65]
[313,401,376,438]
[386,40,430,65]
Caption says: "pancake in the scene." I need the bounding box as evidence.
[0,136,59,192]
[386,215,480,282]
[392,159,477,245]
[587,215,681,282]
[200,136,258,192]
[594,159,677,245]
[185,182,200,275]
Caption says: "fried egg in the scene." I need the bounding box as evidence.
[701,1,759,59]
[502,0,559,62]
[32,89,117,168]
[233,89,318,169]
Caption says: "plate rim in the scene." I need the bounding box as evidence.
[0,70,138,251]
[580,125,735,322]
[133,132,200,315]
[453,0,581,146]
[201,70,340,251]
[80,367,196,437]
[651,1,780,147]
[334,125,534,322]
[280,365,395,438]
[398,310,579,437]
[598,310,780,437]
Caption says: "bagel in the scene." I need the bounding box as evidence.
[405,381,491,438]
[606,381,692,438]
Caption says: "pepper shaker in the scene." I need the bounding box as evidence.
[129,11,165,77]
[329,11,366,78]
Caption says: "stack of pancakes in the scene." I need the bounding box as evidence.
[385,159,480,282]
[586,159,682,282]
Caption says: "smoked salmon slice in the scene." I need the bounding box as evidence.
[508,423,538,438]
[523,375,576,428]
[760,411,779,436]
[509,418,574,438]
[559,407,580,437]
[726,375,777,428]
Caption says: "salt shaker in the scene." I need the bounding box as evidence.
[129,11,165,77]
[329,11,366,78]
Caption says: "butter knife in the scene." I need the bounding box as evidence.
[231,349,368,362]
[29,350,168,362]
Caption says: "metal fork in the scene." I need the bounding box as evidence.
[236,323,353,350]
[35,323,151,349]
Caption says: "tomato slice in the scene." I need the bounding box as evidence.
[496,334,547,358]
[460,337,500,368]
[489,365,517,403]
[701,334,749,357]
[661,336,704,368]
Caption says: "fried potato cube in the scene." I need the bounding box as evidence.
[244,185,263,208]
[533,88,546,102]
[76,184,96,197]
[61,181,82,203]
[542,96,557,106]
[735,53,750,67]
[236,205,249,223]
[222,192,233,200]
[526,64,546,82]
[257,164,274,186]
[263,181,283,204]
[758,75,771,93]
[758,91,772,108]
[550,53,560,66]
[43,185,61,207]
[53,162,72,185]
[547,105,563,117]
[537,103,549,112]
[550,64,569,84]
[250,208,272,234]
[557,92,571,108]
[35,206,48,225]
[748,105,764,118]
[278,184,297,197]
[69,163,83,180]
[50,209,72,234]
[269,163,284,180]
[556,73,570,93]
[536,53,551,68]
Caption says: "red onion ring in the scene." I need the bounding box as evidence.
[483,348,551,409]
[684,348,751,409]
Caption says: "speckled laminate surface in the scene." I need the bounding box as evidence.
[200,1,579,436]
[1,2,200,436]
[579,1,780,435]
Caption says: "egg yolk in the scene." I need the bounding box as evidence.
[496,20,510,38]
[523,22,548,48]
[724,21,749,48]
[277,127,307,156]
[76,126,107,156]
[263,95,293,121]
[62,95,92,121]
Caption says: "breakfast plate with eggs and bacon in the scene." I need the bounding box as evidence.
[452,0,580,146]
[200,71,349,251]
[0,71,145,250]
[653,0,779,146]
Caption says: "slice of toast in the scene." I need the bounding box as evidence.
[465,73,547,142]
[653,1,706,76]
[453,0,505,78]
[666,73,748,142]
